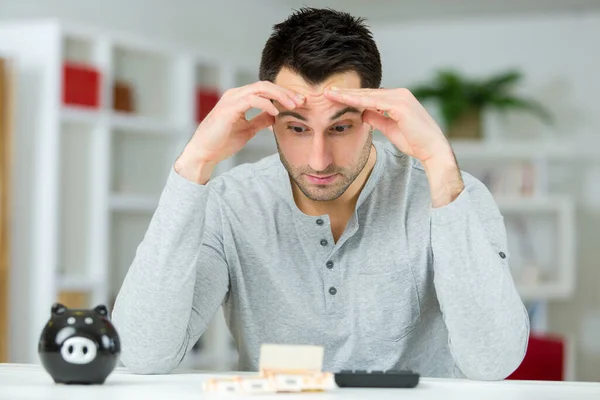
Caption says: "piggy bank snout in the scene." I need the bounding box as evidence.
[60,336,97,365]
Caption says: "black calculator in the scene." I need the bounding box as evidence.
[334,370,420,388]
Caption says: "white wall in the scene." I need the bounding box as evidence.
[0,0,287,68]
[372,13,600,381]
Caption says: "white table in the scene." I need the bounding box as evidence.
[1,363,599,400]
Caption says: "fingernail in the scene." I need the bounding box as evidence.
[296,94,305,102]
[329,86,339,91]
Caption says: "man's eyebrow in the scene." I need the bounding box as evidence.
[277,111,307,121]
[276,106,361,122]
[329,106,361,121]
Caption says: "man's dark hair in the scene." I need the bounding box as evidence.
[259,7,382,88]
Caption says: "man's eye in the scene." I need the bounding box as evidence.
[330,125,352,133]
[287,126,307,134]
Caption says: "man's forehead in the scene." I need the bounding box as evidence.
[272,68,363,119]
[274,68,362,96]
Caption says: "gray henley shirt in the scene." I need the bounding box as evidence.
[111,139,529,380]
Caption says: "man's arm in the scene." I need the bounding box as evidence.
[110,80,303,374]
[321,86,529,379]
[111,166,229,374]
[425,158,530,381]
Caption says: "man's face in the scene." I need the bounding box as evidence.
[272,68,373,202]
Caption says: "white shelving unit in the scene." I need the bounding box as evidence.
[0,19,247,368]
[495,195,575,301]
[448,138,578,302]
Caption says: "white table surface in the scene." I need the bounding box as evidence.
[1,363,600,400]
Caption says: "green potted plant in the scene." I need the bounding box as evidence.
[409,68,553,140]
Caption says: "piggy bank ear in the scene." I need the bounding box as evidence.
[51,303,67,316]
[94,305,108,316]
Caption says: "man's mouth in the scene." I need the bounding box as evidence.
[305,174,338,185]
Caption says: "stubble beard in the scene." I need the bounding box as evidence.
[275,131,373,202]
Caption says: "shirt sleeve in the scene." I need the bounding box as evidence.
[430,172,530,381]
[111,167,230,374]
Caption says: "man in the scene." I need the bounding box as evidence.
[112,7,529,380]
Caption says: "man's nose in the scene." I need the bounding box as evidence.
[307,135,333,172]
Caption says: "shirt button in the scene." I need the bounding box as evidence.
[326,261,334,269]
[329,287,337,295]
[320,239,328,246]
[499,252,506,259]
[316,218,324,226]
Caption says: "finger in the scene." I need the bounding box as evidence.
[362,109,397,136]
[324,89,394,112]
[240,81,304,109]
[247,111,275,134]
[328,87,385,95]
[245,95,281,117]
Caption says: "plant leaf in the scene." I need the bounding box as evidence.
[491,96,554,124]
[482,70,523,95]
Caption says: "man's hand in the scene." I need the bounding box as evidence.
[324,87,464,207]
[175,81,305,184]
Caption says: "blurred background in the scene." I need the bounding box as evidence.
[0,0,599,382]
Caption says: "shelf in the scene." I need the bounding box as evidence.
[61,105,102,124]
[109,112,181,134]
[517,282,573,301]
[450,139,581,160]
[61,106,182,134]
[109,194,158,212]
[495,195,573,213]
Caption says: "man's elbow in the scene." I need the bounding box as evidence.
[110,310,184,375]
[463,352,526,381]
[461,326,529,381]
[118,350,181,375]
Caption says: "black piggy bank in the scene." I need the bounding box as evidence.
[38,303,121,384]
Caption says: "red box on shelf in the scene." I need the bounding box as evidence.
[196,87,220,123]
[62,62,101,108]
